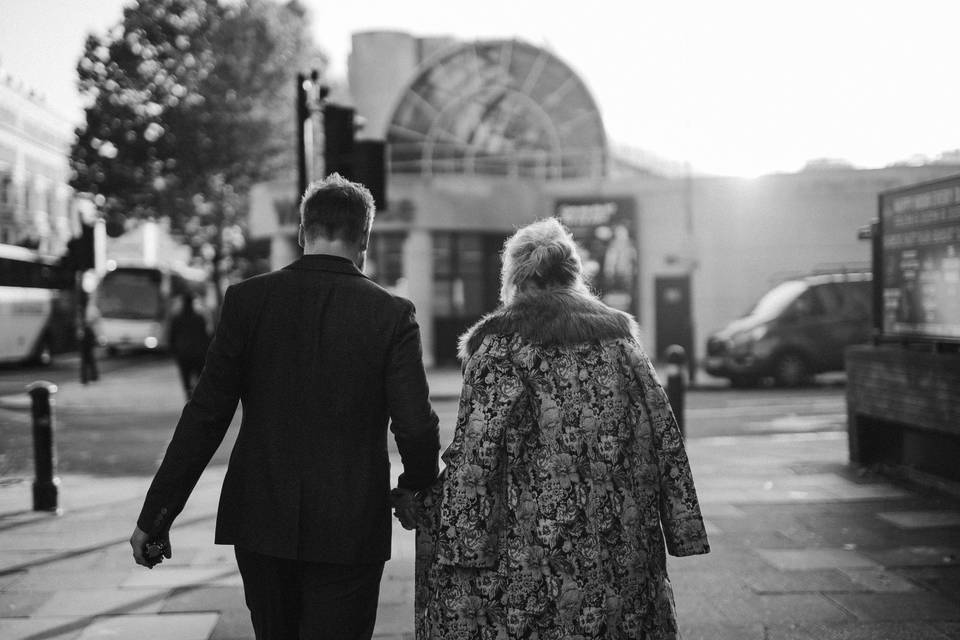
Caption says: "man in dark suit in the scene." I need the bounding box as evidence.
[130,174,440,639]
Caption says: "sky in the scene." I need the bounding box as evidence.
[1,0,958,177]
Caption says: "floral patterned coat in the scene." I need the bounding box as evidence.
[414,289,709,639]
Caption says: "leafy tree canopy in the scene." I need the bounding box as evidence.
[70,0,324,253]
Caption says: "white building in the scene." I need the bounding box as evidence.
[249,31,960,366]
[0,64,74,255]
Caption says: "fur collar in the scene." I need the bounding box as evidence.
[458,288,639,360]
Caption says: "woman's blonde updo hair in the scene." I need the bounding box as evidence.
[500,218,587,304]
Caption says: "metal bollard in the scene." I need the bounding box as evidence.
[664,345,687,439]
[26,381,60,513]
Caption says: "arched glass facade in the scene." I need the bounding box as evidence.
[387,40,607,179]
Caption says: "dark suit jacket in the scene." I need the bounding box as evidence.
[137,254,440,563]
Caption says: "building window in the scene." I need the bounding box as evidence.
[46,188,57,217]
[0,172,13,207]
[22,180,31,215]
[367,232,405,288]
[433,232,500,318]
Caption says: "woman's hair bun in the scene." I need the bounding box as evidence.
[500,218,583,302]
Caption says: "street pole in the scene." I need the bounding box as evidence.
[665,344,687,438]
[296,72,309,200]
[27,381,60,513]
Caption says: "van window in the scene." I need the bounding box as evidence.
[839,281,871,319]
[812,284,843,315]
[745,280,807,319]
[791,289,825,318]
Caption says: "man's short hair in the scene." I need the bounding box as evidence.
[299,173,375,245]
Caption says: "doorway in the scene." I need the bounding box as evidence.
[433,233,507,364]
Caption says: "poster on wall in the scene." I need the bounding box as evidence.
[880,174,960,341]
[554,197,638,317]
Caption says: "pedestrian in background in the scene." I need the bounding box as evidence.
[401,218,709,639]
[169,292,210,400]
[79,303,100,385]
[130,174,441,640]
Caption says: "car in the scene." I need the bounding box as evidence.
[704,272,872,387]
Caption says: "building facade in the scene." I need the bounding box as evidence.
[0,66,75,255]
[249,31,960,367]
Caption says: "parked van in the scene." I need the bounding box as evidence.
[704,272,872,387]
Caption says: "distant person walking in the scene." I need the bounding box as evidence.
[79,304,100,385]
[169,292,210,399]
[130,174,440,640]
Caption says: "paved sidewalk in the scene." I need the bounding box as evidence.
[1,370,959,638]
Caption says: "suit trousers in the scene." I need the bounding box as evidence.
[234,547,385,640]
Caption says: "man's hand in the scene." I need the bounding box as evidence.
[130,527,172,569]
[389,488,425,530]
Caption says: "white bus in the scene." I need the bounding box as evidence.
[96,263,211,353]
[0,244,76,364]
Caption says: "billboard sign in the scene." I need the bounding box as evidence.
[880,174,960,341]
[554,197,638,317]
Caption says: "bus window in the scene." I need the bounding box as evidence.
[99,270,163,320]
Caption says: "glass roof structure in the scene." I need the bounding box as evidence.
[387,40,607,180]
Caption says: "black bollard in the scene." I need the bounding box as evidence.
[664,345,687,439]
[27,381,60,513]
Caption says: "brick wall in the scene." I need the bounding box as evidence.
[846,345,960,481]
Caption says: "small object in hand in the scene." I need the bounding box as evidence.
[144,540,167,568]
[390,488,426,530]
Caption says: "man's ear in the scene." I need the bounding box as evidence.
[297,225,305,248]
[359,227,370,252]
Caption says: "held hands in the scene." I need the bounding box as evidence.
[130,527,172,569]
[390,488,426,530]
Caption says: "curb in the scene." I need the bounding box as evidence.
[0,394,30,411]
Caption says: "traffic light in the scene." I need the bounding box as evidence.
[294,71,388,210]
[322,103,356,179]
[296,70,328,198]
[352,140,387,212]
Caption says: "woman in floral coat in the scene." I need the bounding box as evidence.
[412,218,709,639]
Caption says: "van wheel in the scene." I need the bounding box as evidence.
[774,352,809,387]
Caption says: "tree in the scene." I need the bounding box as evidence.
[70,0,323,293]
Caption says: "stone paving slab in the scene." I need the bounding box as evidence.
[826,592,960,622]
[13,569,135,591]
[767,621,959,640]
[209,609,254,640]
[680,622,766,640]
[839,567,923,593]
[121,567,242,589]
[699,503,748,518]
[877,510,960,529]
[0,590,53,617]
[861,545,960,568]
[743,568,866,594]
[75,612,219,640]
[894,566,960,599]
[32,588,169,617]
[708,590,857,625]
[754,548,882,571]
[160,586,246,613]
[0,616,87,639]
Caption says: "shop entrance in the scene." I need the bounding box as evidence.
[433,233,506,364]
